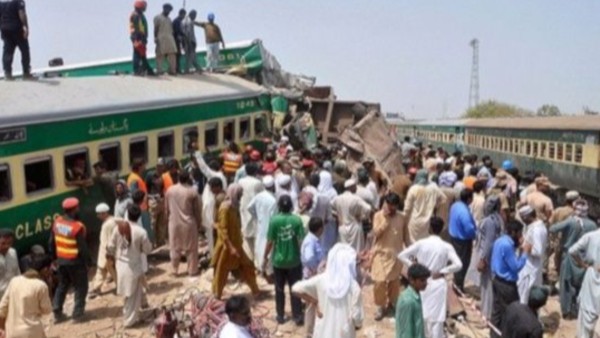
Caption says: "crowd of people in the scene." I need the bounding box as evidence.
[1,130,600,337]
[130,1,225,76]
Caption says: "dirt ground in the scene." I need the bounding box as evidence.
[45,247,578,338]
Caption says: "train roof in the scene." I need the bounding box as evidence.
[0,74,265,128]
[466,116,600,131]
[403,119,469,126]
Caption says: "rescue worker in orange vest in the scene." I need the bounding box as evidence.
[221,142,242,182]
[127,159,148,211]
[162,159,180,195]
[48,197,92,323]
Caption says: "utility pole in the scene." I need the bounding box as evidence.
[469,38,480,108]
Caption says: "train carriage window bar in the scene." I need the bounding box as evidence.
[526,141,531,156]
[223,120,235,143]
[64,148,91,187]
[239,118,250,140]
[557,143,564,161]
[99,142,121,172]
[565,144,573,162]
[575,145,583,163]
[24,156,54,194]
[540,143,547,159]
[158,131,175,159]
[129,136,148,164]
[549,143,556,159]
[183,126,199,154]
[205,122,218,149]
[0,164,12,202]
[519,140,525,154]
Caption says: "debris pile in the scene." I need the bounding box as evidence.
[153,289,270,338]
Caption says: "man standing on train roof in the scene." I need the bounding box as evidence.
[130,1,154,76]
[171,8,186,74]
[0,229,19,299]
[154,3,178,75]
[48,197,92,323]
[181,10,203,74]
[0,0,31,80]
[198,12,225,72]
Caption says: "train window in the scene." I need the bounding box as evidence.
[575,145,583,163]
[183,126,199,154]
[525,141,531,156]
[205,122,218,148]
[514,141,519,154]
[239,118,250,140]
[565,144,573,162]
[64,148,90,183]
[157,131,174,159]
[540,142,547,158]
[557,143,564,161]
[223,120,235,143]
[0,164,11,202]
[549,143,555,159]
[532,142,538,157]
[99,142,121,171]
[129,136,148,164]
[24,156,53,194]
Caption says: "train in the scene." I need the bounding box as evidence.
[0,74,272,254]
[397,116,600,203]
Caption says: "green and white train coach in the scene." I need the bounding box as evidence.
[398,116,600,204]
[0,74,271,254]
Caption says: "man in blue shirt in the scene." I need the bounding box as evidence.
[300,217,325,335]
[490,220,531,338]
[448,189,477,292]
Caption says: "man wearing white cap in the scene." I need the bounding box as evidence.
[277,136,293,160]
[276,174,298,211]
[89,203,118,298]
[248,175,278,272]
[238,163,265,262]
[331,179,372,253]
[517,205,548,304]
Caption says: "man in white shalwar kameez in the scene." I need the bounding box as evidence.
[275,174,298,210]
[398,216,462,338]
[517,206,548,304]
[247,176,277,271]
[292,243,363,338]
[107,206,153,328]
[331,179,372,254]
[194,151,228,254]
[238,163,264,261]
[317,169,338,254]
[569,228,600,338]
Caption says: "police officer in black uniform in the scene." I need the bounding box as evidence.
[0,0,30,79]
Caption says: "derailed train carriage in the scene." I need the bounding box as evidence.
[398,116,600,208]
[0,74,272,254]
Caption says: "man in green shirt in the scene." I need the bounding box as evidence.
[263,195,305,326]
[396,263,430,338]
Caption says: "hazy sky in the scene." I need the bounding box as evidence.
[29,1,600,119]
